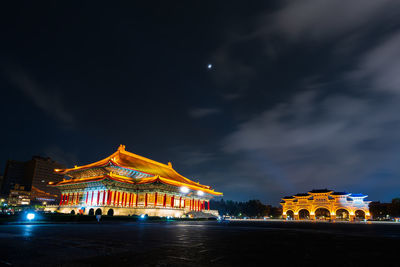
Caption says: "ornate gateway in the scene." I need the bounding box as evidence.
[281,189,371,221]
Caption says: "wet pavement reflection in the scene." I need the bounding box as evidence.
[0,220,399,266]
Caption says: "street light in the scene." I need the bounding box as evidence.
[27,213,35,221]
[180,186,189,193]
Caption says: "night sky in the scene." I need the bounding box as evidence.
[1,1,400,204]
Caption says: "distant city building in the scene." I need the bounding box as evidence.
[0,175,4,193]
[30,186,58,205]
[8,184,31,206]
[29,156,65,197]
[1,156,65,201]
[280,189,371,221]
[1,160,27,196]
[6,184,58,207]
[46,145,222,217]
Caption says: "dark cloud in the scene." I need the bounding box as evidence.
[2,1,400,204]
[4,67,75,127]
[43,146,78,167]
[206,0,400,202]
[221,92,241,101]
[189,108,221,118]
[179,151,216,166]
[353,31,400,93]
[223,89,400,191]
[270,0,399,41]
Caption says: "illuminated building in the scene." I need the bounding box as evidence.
[30,186,58,205]
[46,145,222,217]
[6,184,57,206]
[1,156,64,198]
[8,184,31,206]
[280,189,371,221]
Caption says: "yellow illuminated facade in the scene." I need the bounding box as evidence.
[281,189,371,221]
[46,145,222,217]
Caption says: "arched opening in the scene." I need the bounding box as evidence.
[355,210,366,220]
[95,208,102,215]
[286,210,294,220]
[70,210,75,215]
[107,209,114,216]
[88,208,94,216]
[315,208,331,220]
[298,209,310,220]
[336,209,349,221]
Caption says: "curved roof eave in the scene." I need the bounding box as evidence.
[53,145,216,191]
[50,174,223,196]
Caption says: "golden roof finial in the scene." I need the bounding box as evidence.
[168,162,173,168]
[118,144,126,151]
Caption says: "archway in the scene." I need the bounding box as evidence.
[355,210,366,220]
[286,210,294,220]
[298,209,310,220]
[336,209,349,221]
[95,208,102,215]
[70,210,75,215]
[88,208,94,216]
[315,208,331,220]
[107,209,114,216]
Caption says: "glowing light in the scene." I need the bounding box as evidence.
[180,186,189,193]
[207,64,212,69]
[140,214,146,219]
[27,213,35,220]
[281,190,370,220]
[197,190,204,196]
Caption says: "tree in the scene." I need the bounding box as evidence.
[369,199,400,219]
[369,202,389,219]
[210,199,279,218]
[389,198,400,217]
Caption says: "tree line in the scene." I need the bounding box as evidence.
[369,198,400,219]
[210,199,282,218]
[210,197,400,219]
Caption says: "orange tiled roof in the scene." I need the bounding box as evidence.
[51,173,222,195]
[53,145,222,195]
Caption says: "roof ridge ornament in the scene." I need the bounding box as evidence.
[167,162,172,168]
[118,144,126,151]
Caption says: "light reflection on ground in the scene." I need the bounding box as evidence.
[0,221,398,266]
[22,225,34,238]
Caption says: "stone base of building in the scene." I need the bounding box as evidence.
[45,205,219,218]
[186,210,219,218]
[282,215,371,221]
